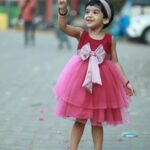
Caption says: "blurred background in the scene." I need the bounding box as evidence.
[0,0,150,44]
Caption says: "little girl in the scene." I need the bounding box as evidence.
[53,0,135,150]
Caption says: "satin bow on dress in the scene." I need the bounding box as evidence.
[78,43,106,94]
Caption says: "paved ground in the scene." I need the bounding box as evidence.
[0,29,150,150]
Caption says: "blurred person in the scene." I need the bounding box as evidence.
[119,15,130,36]
[53,0,136,150]
[54,21,72,50]
[19,0,37,47]
[53,1,72,50]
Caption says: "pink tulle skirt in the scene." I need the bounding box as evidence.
[53,55,131,126]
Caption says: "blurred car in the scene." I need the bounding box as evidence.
[127,14,150,44]
[111,0,150,44]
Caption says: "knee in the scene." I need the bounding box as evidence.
[74,121,85,127]
[75,119,87,125]
[94,145,102,150]
[95,148,102,150]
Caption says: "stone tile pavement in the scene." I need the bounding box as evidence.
[0,30,150,150]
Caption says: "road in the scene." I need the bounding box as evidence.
[0,30,150,150]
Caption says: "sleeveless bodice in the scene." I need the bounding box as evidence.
[54,31,131,127]
[77,31,112,54]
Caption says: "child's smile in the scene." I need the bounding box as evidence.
[84,5,104,29]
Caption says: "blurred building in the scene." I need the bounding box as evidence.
[0,0,91,28]
[0,0,53,26]
[2,0,149,29]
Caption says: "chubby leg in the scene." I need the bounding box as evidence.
[70,121,86,150]
[91,125,103,150]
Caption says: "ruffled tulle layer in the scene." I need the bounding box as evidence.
[53,99,131,126]
[53,55,131,126]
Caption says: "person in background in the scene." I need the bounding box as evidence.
[19,0,37,47]
[53,1,72,50]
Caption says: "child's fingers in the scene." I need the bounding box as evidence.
[125,86,135,96]
[133,89,136,96]
[130,88,136,96]
[126,84,136,96]
[130,85,136,96]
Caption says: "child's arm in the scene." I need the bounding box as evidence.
[111,36,136,96]
[58,0,83,39]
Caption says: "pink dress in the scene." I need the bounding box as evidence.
[53,31,131,126]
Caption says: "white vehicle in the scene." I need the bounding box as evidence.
[120,0,150,44]
[127,14,150,44]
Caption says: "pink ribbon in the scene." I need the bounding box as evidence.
[78,43,106,94]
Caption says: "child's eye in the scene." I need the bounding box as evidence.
[85,10,89,14]
[93,11,99,14]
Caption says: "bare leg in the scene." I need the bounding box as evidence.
[70,121,85,150]
[92,126,103,150]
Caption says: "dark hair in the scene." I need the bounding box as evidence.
[85,0,114,28]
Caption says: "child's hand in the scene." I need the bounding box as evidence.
[125,83,136,96]
[58,0,67,9]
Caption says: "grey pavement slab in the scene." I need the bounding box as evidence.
[0,30,150,150]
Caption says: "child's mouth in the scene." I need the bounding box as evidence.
[86,19,94,23]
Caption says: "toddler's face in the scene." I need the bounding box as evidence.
[84,5,104,29]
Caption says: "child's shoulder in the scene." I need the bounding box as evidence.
[103,32,115,48]
[105,32,113,38]
[79,29,89,39]
[105,32,115,42]
[80,29,88,35]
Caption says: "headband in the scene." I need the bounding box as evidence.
[99,0,111,19]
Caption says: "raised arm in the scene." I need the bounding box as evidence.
[58,0,83,39]
[111,36,136,96]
